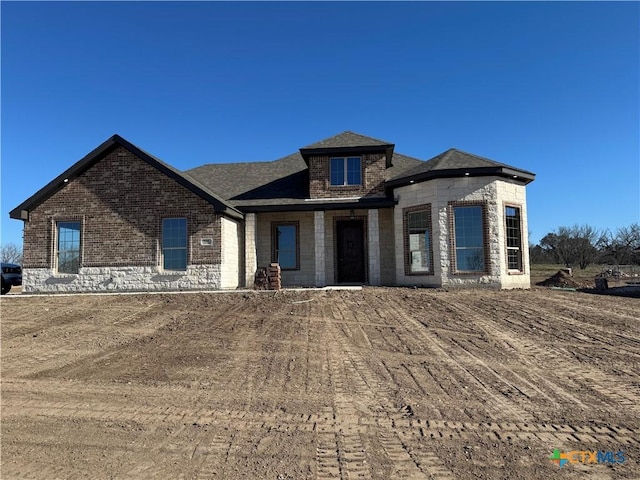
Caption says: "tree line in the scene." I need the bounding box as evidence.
[530,223,640,269]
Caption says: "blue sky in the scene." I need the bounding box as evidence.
[2,1,639,248]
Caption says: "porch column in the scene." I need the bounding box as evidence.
[314,211,326,287]
[368,209,381,285]
[244,213,257,288]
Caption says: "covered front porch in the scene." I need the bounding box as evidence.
[243,208,395,288]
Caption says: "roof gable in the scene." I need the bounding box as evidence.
[9,135,243,220]
[299,131,395,167]
[301,131,393,149]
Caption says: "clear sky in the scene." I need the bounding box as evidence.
[1,1,639,249]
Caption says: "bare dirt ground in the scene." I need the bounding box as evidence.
[1,287,639,479]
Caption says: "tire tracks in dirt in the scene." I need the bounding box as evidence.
[443,294,640,417]
[322,297,455,480]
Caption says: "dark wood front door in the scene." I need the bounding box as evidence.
[336,220,365,283]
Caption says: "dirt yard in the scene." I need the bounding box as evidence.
[1,287,638,479]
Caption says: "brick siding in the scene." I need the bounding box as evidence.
[23,146,222,270]
[308,153,387,199]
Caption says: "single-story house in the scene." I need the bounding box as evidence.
[10,131,535,293]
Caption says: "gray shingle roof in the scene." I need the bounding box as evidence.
[12,133,534,222]
[388,148,535,186]
[186,150,423,208]
[301,131,393,149]
[187,152,308,202]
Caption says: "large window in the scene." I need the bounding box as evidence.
[505,206,523,271]
[404,206,432,275]
[57,221,81,274]
[452,205,486,273]
[330,157,361,186]
[272,222,299,270]
[162,218,187,271]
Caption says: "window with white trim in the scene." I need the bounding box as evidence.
[330,157,361,186]
[162,218,187,271]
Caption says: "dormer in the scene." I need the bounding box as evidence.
[299,131,395,200]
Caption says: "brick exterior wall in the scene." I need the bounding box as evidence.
[22,146,225,291]
[308,153,387,199]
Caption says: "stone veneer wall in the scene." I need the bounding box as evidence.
[243,213,258,288]
[23,265,222,293]
[220,216,240,289]
[496,180,530,289]
[394,176,530,289]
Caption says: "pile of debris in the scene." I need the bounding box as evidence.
[536,269,581,289]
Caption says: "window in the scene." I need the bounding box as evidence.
[162,218,187,271]
[505,206,523,271]
[404,206,433,275]
[330,157,361,186]
[272,222,299,270]
[453,205,486,272]
[57,221,81,274]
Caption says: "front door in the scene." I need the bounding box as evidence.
[336,220,365,283]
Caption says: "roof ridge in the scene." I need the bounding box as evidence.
[301,131,394,150]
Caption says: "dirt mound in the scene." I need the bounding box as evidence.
[536,270,581,288]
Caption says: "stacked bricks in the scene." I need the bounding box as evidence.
[268,263,282,290]
[254,263,282,290]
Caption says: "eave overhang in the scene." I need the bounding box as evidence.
[236,197,397,213]
[385,166,536,190]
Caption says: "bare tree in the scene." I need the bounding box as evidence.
[598,223,640,265]
[540,225,600,269]
[1,243,23,264]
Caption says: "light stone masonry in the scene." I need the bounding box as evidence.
[23,264,222,293]
[244,213,257,288]
[367,209,381,285]
[314,211,326,287]
[394,176,531,289]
